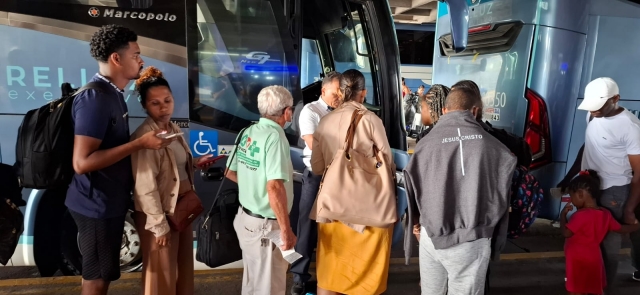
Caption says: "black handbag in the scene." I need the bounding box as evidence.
[195,188,242,268]
[195,125,250,268]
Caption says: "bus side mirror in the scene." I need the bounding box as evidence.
[440,0,469,53]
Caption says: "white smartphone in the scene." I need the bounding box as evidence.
[157,132,183,139]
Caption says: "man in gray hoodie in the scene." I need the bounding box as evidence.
[403,87,516,295]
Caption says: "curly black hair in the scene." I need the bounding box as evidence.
[89,25,138,63]
[568,169,602,199]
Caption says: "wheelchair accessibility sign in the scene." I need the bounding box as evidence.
[190,130,218,156]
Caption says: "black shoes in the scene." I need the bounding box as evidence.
[291,282,305,295]
[633,270,640,282]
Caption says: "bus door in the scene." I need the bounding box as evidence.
[296,0,407,245]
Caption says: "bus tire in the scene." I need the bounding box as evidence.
[58,210,143,276]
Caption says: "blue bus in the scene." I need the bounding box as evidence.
[432,0,640,220]
[0,0,414,276]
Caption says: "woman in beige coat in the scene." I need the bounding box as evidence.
[131,67,214,295]
[311,69,395,295]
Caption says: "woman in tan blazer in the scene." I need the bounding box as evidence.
[311,69,395,295]
[131,67,214,295]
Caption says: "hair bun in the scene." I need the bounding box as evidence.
[135,66,164,87]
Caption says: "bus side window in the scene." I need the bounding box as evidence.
[190,0,298,133]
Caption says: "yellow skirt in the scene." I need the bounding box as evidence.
[316,222,393,295]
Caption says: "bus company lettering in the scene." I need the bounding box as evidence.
[171,119,189,128]
[99,8,178,22]
[4,66,89,100]
[442,134,483,143]
[4,66,140,102]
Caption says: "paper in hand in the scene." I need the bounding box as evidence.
[265,230,303,264]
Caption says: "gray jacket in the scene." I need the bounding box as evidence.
[403,111,516,263]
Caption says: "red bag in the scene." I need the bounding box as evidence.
[167,190,204,232]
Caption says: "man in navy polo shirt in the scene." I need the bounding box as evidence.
[66,24,174,295]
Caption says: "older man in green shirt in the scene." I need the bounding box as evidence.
[225,85,297,295]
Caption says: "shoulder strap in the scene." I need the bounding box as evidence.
[483,120,495,131]
[73,81,109,96]
[343,109,383,164]
[80,82,113,198]
[344,109,365,154]
[203,124,253,222]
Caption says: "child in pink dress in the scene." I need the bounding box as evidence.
[561,170,639,295]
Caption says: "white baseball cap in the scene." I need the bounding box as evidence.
[578,77,620,111]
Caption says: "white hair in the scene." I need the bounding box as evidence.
[257,85,294,117]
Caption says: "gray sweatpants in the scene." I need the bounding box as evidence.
[419,227,491,295]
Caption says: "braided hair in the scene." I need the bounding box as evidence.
[568,169,602,200]
[422,84,450,124]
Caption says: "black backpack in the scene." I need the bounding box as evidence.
[14,82,105,189]
[483,121,532,169]
[482,121,543,238]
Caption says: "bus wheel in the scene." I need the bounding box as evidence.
[119,212,143,273]
[59,210,143,275]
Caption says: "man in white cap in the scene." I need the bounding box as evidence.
[577,77,640,290]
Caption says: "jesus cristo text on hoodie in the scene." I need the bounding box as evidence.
[403,110,516,262]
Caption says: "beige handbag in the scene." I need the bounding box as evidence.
[313,108,397,228]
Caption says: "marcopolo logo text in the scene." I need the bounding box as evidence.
[88,7,177,22]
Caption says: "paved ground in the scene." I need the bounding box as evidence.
[0,256,638,295]
[0,219,637,294]
[0,145,637,294]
